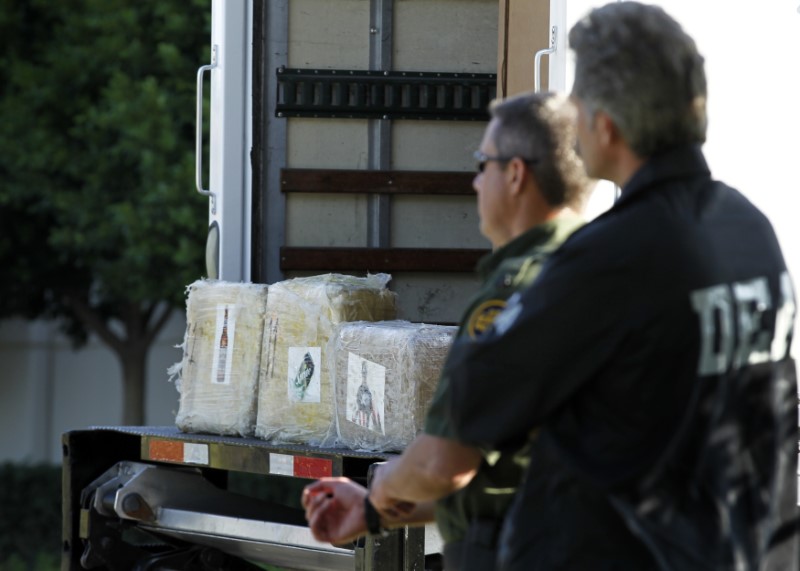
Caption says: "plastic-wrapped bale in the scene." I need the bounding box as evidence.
[172,279,269,436]
[255,273,397,445]
[333,321,457,452]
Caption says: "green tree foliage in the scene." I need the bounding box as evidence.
[0,0,211,424]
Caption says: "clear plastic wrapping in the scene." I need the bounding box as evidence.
[172,279,269,436]
[255,273,397,445]
[331,320,457,452]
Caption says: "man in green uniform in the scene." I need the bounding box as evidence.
[301,91,593,571]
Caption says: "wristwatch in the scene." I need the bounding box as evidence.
[363,495,388,536]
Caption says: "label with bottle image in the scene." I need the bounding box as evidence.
[211,304,236,385]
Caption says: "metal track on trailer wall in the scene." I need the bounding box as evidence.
[274,67,496,121]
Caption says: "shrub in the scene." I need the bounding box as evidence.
[0,463,61,571]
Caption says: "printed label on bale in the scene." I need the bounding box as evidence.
[210,304,237,385]
[346,353,386,434]
[287,346,321,402]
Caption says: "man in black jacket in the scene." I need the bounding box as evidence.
[442,2,799,570]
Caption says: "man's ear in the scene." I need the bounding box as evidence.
[506,157,528,196]
[595,111,620,147]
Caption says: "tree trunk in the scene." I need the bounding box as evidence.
[120,346,148,425]
[63,295,174,426]
[118,304,174,425]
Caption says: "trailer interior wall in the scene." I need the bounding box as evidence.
[279,0,498,323]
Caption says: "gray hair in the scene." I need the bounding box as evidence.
[569,1,707,156]
[489,91,591,209]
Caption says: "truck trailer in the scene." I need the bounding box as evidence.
[62,1,562,569]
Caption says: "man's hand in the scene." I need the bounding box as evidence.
[302,478,369,544]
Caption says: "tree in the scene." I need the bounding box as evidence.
[0,0,211,424]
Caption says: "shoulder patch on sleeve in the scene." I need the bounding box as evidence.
[467,299,507,339]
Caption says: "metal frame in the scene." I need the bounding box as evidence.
[367,0,393,249]
[547,0,568,92]
[206,0,250,282]
[62,427,437,571]
[253,0,288,285]
[534,26,557,93]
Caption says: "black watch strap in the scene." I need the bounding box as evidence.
[364,495,384,536]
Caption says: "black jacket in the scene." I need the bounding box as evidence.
[443,145,799,570]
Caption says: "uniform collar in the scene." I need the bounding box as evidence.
[616,144,711,207]
[477,211,584,278]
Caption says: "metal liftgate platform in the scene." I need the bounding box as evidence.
[63,426,442,571]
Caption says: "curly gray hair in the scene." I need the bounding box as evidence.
[569,1,707,156]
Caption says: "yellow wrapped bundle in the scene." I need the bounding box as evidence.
[255,273,397,444]
[173,279,269,436]
[332,321,456,452]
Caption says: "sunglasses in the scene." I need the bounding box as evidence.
[473,151,539,173]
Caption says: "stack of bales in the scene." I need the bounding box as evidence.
[172,273,456,452]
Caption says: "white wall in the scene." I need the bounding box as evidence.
[0,314,186,465]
